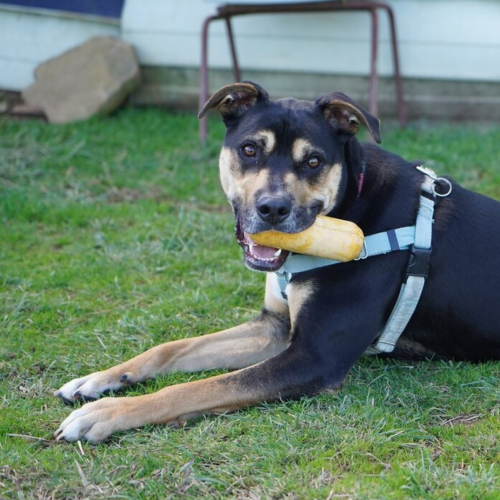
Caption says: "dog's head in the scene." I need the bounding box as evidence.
[199,82,380,272]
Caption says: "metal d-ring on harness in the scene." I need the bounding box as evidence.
[275,165,452,355]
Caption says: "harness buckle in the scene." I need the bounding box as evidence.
[406,246,432,280]
[354,240,368,260]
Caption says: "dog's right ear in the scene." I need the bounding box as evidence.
[198,82,269,121]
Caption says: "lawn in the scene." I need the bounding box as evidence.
[1,108,500,499]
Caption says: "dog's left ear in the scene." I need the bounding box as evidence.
[315,92,381,143]
[198,81,269,121]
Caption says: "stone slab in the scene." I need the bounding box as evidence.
[23,36,140,123]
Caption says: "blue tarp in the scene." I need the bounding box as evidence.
[0,0,124,18]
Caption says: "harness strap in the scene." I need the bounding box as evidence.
[365,277,426,354]
[275,166,452,354]
[368,175,436,354]
[276,225,416,300]
[280,225,415,276]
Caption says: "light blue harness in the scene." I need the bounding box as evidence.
[275,166,452,354]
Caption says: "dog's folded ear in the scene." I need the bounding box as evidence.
[315,92,381,144]
[198,82,269,121]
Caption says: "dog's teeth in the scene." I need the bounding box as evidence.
[274,249,282,258]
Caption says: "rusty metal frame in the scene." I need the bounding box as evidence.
[199,1,406,141]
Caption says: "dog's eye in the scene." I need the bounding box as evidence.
[242,144,256,157]
[306,156,321,169]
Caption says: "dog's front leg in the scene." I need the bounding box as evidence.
[55,305,290,403]
[55,278,379,443]
[55,339,330,443]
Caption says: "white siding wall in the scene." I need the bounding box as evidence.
[0,6,120,90]
[122,0,500,82]
[1,1,498,92]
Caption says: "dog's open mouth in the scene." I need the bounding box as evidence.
[235,220,290,272]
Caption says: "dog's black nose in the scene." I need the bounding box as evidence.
[256,196,292,225]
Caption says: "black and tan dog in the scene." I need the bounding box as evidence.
[55,82,500,443]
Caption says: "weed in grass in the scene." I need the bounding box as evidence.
[2,112,500,498]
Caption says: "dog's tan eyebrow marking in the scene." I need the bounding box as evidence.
[251,130,276,155]
[292,138,325,163]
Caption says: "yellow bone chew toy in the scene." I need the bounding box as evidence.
[249,215,364,262]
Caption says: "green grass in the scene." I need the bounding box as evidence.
[1,109,500,499]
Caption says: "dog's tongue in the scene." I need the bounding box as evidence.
[244,232,278,259]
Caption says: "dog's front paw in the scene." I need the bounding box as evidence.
[54,397,132,444]
[54,369,134,404]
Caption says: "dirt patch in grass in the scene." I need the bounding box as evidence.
[104,186,162,204]
[103,187,230,213]
[438,414,483,427]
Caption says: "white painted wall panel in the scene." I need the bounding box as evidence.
[121,0,500,82]
[1,0,499,91]
[0,60,35,90]
[0,7,120,90]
